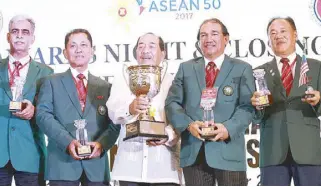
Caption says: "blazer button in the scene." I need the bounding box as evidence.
[11,127,15,131]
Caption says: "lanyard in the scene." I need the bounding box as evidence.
[8,59,30,87]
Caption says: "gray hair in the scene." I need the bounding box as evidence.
[9,15,35,34]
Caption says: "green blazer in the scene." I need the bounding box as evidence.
[36,69,120,182]
[0,57,53,173]
[253,55,321,167]
[165,55,255,171]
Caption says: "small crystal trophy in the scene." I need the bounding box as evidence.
[74,119,92,157]
[9,77,26,112]
[253,69,272,107]
[200,87,218,139]
[301,40,314,99]
[304,85,314,98]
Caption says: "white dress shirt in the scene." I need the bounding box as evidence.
[70,67,89,87]
[204,53,225,69]
[8,54,30,99]
[106,63,183,184]
[275,52,297,76]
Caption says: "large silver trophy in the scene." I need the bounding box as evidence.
[123,62,168,141]
[9,76,26,112]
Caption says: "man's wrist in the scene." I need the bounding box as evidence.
[187,121,194,132]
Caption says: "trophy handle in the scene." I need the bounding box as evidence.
[122,64,130,88]
[160,60,168,82]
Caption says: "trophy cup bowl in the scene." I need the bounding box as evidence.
[123,64,168,141]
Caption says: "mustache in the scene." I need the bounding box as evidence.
[275,40,286,44]
[204,42,216,46]
[13,40,25,43]
[140,53,153,59]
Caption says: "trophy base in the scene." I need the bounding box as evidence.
[9,101,26,112]
[123,120,168,141]
[257,95,273,107]
[76,145,92,157]
[200,126,218,139]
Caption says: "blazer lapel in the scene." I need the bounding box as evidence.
[23,60,40,96]
[267,58,286,99]
[61,69,83,117]
[0,58,12,99]
[193,58,206,92]
[214,55,234,89]
[83,73,98,117]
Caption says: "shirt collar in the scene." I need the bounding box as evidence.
[9,54,31,65]
[70,67,89,80]
[204,54,225,69]
[276,52,297,65]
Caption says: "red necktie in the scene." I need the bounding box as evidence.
[205,61,219,88]
[76,74,87,112]
[9,61,22,87]
[281,58,293,96]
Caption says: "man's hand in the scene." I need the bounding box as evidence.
[13,99,34,120]
[210,123,229,141]
[67,140,83,160]
[187,121,205,141]
[146,138,167,146]
[129,95,150,115]
[87,142,103,159]
[251,91,264,110]
[302,90,320,106]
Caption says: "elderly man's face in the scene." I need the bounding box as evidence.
[268,19,297,57]
[199,21,229,60]
[135,34,165,66]
[7,20,35,53]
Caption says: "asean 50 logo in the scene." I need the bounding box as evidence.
[108,0,143,33]
[135,0,221,20]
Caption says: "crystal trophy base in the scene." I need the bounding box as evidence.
[76,145,92,157]
[200,126,218,139]
[123,120,168,141]
[9,101,26,112]
[257,95,271,107]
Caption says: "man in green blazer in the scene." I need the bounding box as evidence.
[165,18,255,186]
[251,17,321,186]
[36,28,120,186]
[0,15,53,185]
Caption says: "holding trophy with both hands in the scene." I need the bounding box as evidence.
[200,87,218,139]
[122,33,168,142]
[74,119,92,157]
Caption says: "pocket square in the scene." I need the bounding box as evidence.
[96,95,104,100]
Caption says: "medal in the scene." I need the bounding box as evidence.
[223,86,233,96]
